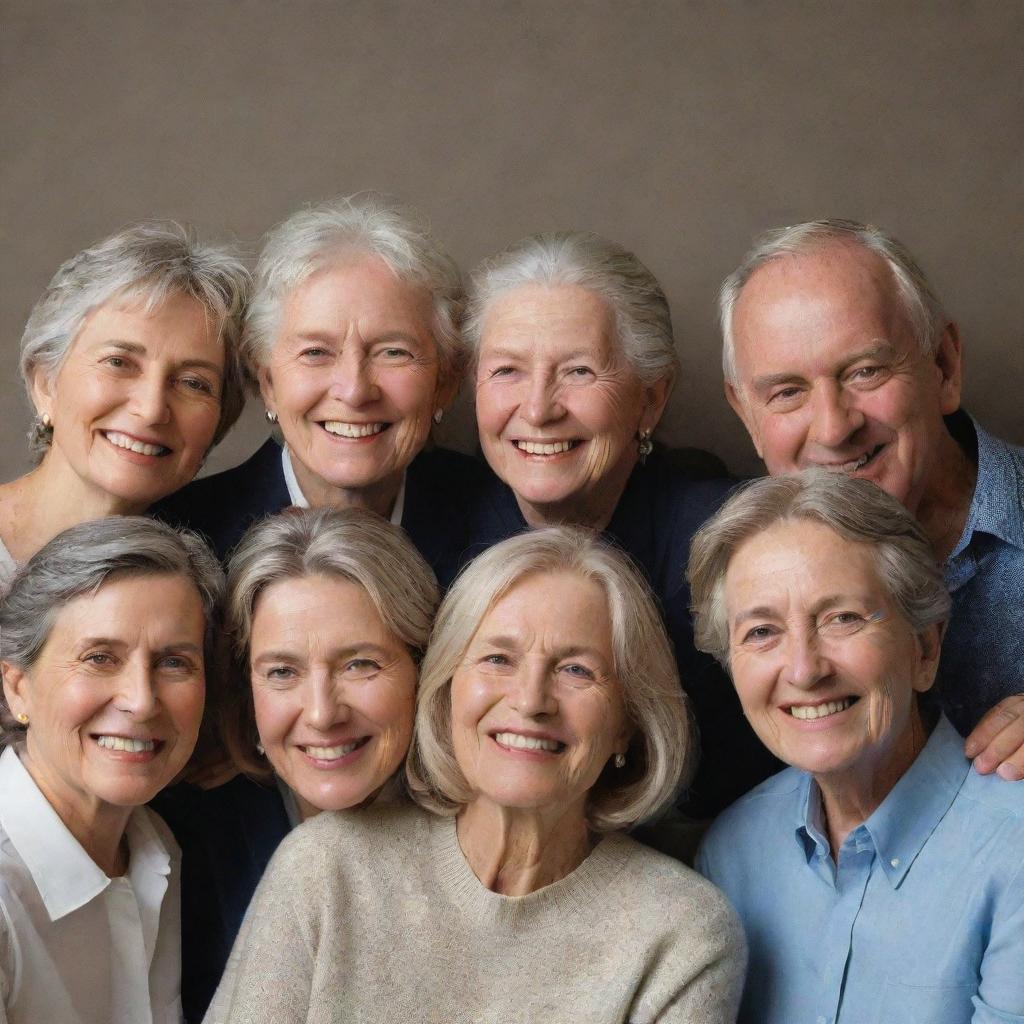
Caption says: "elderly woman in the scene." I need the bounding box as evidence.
[691,472,1024,1024]
[466,231,772,814]
[206,528,745,1023]
[0,222,249,589]
[0,516,222,1023]
[155,506,439,1022]
[158,194,487,586]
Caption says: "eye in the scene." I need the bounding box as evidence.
[565,365,595,380]
[344,658,381,677]
[84,651,115,667]
[298,346,331,361]
[740,624,779,645]
[374,346,414,363]
[263,665,297,682]
[158,654,197,672]
[178,375,216,396]
[846,365,887,387]
[767,385,804,406]
[559,662,596,682]
[820,611,866,635]
[488,365,516,379]
[102,355,132,371]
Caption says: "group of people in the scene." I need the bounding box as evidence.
[0,195,1021,1023]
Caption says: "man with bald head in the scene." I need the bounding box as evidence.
[720,219,1024,779]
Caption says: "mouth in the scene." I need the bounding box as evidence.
[102,430,171,457]
[492,730,566,753]
[816,444,886,475]
[322,421,389,439]
[785,697,858,721]
[93,734,163,753]
[511,439,581,457]
[299,737,370,761]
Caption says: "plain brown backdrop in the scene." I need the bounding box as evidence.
[2,0,1022,482]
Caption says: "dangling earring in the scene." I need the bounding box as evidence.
[15,713,29,726]
[613,752,626,769]
[637,429,653,465]
[41,413,52,428]
[256,742,265,756]
[265,410,278,425]
[433,409,443,425]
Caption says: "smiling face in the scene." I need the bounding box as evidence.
[1,574,207,818]
[32,291,225,512]
[726,243,961,515]
[248,574,417,818]
[723,518,940,786]
[450,571,631,819]
[259,256,445,510]
[475,284,668,528]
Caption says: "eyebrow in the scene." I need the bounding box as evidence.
[98,341,223,377]
[732,594,875,628]
[750,342,897,394]
[252,642,393,664]
[78,637,204,653]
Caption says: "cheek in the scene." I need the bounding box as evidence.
[163,681,206,739]
[252,688,297,752]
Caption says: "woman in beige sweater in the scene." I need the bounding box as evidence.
[207,528,746,1023]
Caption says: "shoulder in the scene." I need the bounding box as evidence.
[628,450,739,526]
[956,766,1024,828]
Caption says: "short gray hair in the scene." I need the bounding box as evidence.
[0,516,224,745]
[223,506,440,774]
[406,527,692,832]
[243,194,467,391]
[719,218,949,384]
[465,231,679,388]
[20,221,251,456]
[688,470,951,667]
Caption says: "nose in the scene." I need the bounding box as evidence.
[128,371,172,426]
[508,661,559,718]
[808,382,864,449]
[521,372,565,428]
[117,662,160,720]
[782,628,832,690]
[332,346,380,408]
[306,671,350,732]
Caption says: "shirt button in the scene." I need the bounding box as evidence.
[890,858,900,868]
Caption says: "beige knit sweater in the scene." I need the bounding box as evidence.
[204,803,745,1024]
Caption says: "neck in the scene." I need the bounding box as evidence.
[18,745,133,877]
[816,702,931,859]
[456,798,593,896]
[0,455,143,562]
[290,454,402,520]
[913,427,977,562]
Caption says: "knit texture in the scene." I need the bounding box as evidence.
[205,803,745,1023]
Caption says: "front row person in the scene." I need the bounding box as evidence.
[206,528,746,1023]
[0,517,223,1023]
[156,507,440,1023]
[692,472,1024,1024]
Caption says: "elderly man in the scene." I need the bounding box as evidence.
[719,218,1024,780]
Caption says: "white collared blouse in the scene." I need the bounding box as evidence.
[0,746,183,1024]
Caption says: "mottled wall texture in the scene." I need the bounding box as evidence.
[2,0,1021,479]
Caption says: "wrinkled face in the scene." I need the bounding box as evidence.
[32,292,225,511]
[727,244,961,514]
[723,519,939,783]
[259,257,444,504]
[249,575,417,818]
[475,284,666,525]
[450,571,631,818]
[2,575,207,817]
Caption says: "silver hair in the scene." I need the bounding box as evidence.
[222,506,440,774]
[464,231,680,388]
[406,527,692,832]
[718,218,949,384]
[688,470,952,667]
[19,221,251,457]
[242,194,467,389]
[0,516,224,745]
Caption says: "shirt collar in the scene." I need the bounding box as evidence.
[950,413,1024,556]
[0,747,171,921]
[281,444,406,526]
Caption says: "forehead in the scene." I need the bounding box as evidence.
[731,243,912,377]
[74,290,219,354]
[251,574,390,641]
[480,283,616,356]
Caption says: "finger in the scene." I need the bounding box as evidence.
[964,695,1024,759]
[966,697,1024,776]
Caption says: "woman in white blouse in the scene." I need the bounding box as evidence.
[0,515,223,1023]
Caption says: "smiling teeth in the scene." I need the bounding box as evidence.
[494,732,563,752]
[515,440,574,455]
[304,741,362,759]
[323,422,386,438]
[789,699,853,720]
[96,735,156,752]
[105,431,167,456]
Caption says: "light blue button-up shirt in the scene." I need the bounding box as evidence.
[697,717,1024,1024]
[935,413,1024,733]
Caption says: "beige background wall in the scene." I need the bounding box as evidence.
[2,0,1021,482]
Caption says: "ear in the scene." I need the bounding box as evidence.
[29,365,56,422]
[638,376,672,434]
[911,621,946,695]
[433,370,461,416]
[1,661,30,722]
[257,365,277,416]
[932,322,963,416]
[725,380,763,459]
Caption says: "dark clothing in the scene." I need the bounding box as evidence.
[154,439,491,588]
[466,449,780,817]
[151,777,291,1024]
